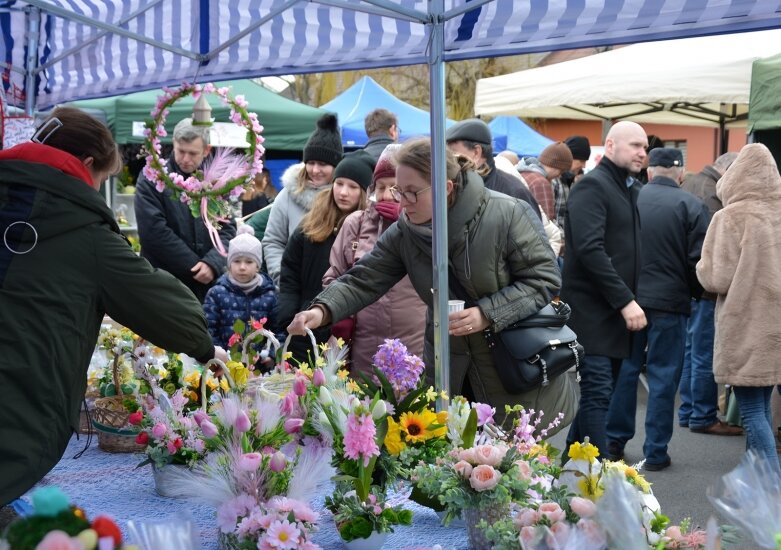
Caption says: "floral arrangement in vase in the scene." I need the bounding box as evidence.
[1,487,132,550]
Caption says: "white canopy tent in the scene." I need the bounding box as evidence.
[475,29,781,130]
[3,0,781,400]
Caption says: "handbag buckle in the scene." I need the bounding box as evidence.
[549,338,561,349]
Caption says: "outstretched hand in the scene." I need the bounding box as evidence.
[287,308,325,335]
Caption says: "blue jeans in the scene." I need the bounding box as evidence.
[733,386,781,472]
[678,299,718,429]
[566,354,622,459]
[607,310,687,464]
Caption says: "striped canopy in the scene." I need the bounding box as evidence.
[2,0,781,110]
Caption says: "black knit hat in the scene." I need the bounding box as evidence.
[303,113,343,167]
[333,150,375,191]
[564,135,591,161]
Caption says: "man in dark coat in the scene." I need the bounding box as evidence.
[561,120,649,459]
[605,148,711,470]
[135,118,236,302]
[446,118,542,220]
[678,152,744,436]
[361,108,399,163]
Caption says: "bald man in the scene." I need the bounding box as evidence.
[561,121,649,460]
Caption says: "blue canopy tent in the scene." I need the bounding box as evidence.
[321,75,454,146]
[3,0,781,399]
[488,116,553,158]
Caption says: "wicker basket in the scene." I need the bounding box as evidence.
[244,328,318,398]
[92,351,141,453]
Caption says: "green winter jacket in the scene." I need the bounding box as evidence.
[0,143,215,505]
[314,170,577,430]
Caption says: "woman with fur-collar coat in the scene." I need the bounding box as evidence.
[262,114,343,286]
[696,143,781,471]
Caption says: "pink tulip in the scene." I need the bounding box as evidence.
[284,418,304,434]
[293,376,307,397]
[238,452,263,471]
[280,392,297,415]
[269,451,287,472]
[201,420,219,438]
[312,368,326,387]
[151,423,167,439]
[193,410,209,427]
[234,411,251,433]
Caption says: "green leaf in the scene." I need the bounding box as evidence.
[462,408,478,448]
[372,367,398,408]
[233,319,246,336]
[408,486,445,511]
[397,509,413,525]
[397,386,426,413]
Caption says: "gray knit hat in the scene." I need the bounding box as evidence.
[228,225,263,268]
[303,113,343,167]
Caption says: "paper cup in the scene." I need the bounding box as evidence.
[448,300,465,313]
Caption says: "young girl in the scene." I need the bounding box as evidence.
[278,151,373,363]
[204,226,279,351]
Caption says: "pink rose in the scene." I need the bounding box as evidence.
[453,460,474,479]
[200,420,219,438]
[576,519,607,547]
[312,368,326,387]
[238,452,263,471]
[234,411,251,433]
[569,496,597,518]
[284,418,304,434]
[515,460,533,480]
[547,521,571,547]
[538,502,566,524]
[519,525,539,547]
[151,423,167,439]
[269,451,287,473]
[514,507,540,528]
[469,464,501,492]
[459,447,477,464]
[472,444,506,467]
[665,525,684,541]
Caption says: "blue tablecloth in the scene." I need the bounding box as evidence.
[24,435,469,549]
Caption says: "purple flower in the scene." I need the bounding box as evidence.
[372,339,425,399]
[471,402,495,427]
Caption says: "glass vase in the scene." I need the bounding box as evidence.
[463,503,510,549]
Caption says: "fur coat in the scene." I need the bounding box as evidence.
[696,143,781,386]
[261,163,331,286]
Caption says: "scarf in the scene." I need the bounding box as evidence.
[228,273,262,294]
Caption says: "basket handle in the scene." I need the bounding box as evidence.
[240,328,282,368]
[199,358,235,412]
[111,351,134,397]
[280,327,319,370]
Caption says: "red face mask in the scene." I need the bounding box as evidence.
[374,200,400,221]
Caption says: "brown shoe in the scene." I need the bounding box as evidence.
[690,420,744,436]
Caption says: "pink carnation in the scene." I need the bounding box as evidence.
[343,412,380,467]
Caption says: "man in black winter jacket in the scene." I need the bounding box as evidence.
[135,118,236,302]
[605,148,710,470]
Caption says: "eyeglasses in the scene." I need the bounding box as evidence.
[390,185,431,204]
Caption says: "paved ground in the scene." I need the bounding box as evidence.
[550,374,765,549]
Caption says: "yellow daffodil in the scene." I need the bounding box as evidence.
[282,352,293,361]
[298,364,313,377]
[315,356,326,368]
[384,417,406,455]
[578,474,604,500]
[439,390,449,400]
[318,342,330,352]
[337,370,349,380]
[335,337,345,348]
[219,378,230,391]
[184,371,201,388]
[425,386,438,402]
[206,377,219,391]
[346,380,362,394]
[568,441,600,463]
[227,361,249,387]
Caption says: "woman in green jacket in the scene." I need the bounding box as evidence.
[0,107,226,506]
[288,139,577,430]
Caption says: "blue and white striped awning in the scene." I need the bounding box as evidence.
[2,0,781,110]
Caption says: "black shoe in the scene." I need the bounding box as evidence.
[607,441,624,461]
[644,456,672,472]
[678,420,689,428]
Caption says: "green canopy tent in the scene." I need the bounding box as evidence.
[70,79,327,151]
[748,53,781,168]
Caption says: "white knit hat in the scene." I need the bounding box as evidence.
[228,225,262,267]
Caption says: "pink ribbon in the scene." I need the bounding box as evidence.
[201,197,227,257]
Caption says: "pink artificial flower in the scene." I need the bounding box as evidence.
[280,392,297,416]
[471,402,495,426]
[252,318,266,330]
[238,452,263,472]
[547,521,571,547]
[569,496,597,518]
[519,525,539,547]
[292,502,318,524]
[665,525,684,542]
[216,494,256,534]
[293,376,307,397]
[538,502,566,524]
[151,423,167,439]
[469,464,501,492]
[266,520,301,550]
[373,505,383,515]
[155,181,166,193]
[200,420,219,438]
[458,447,477,464]
[35,530,83,550]
[453,460,473,479]
[515,459,533,480]
[576,519,607,548]
[472,444,506,467]
[343,412,380,467]
[193,410,208,427]
[234,411,252,433]
[165,440,178,454]
[312,368,326,387]
[681,530,707,547]
[227,333,242,348]
[514,507,540,528]
[234,94,249,108]
[269,451,287,473]
[284,418,304,434]
[192,439,206,453]
[367,494,377,504]
[128,411,143,425]
[135,431,149,445]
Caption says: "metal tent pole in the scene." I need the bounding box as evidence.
[24,6,40,116]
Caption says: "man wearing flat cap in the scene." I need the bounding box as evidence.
[605,147,710,471]
[446,118,542,221]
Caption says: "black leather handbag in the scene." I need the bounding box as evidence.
[483,299,583,394]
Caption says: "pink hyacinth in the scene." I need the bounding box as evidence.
[343,412,380,467]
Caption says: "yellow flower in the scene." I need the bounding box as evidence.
[399,410,440,443]
[346,380,362,394]
[206,377,219,391]
[568,441,600,463]
[157,367,168,380]
[622,465,651,493]
[425,386,438,402]
[188,390,199,403]
[184,371,201,388]
[298,364,313,377]
[436,410,448,425]
[283,352,293,361]
[577,474,604,500]
[220,379,230,391]
[439,390,449,400]
[227,361,249,387]
[318,342,330,352]
[337,370,349,380]
[336,337,345,348]
[315,357,326,368]
[384,417,406,455]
